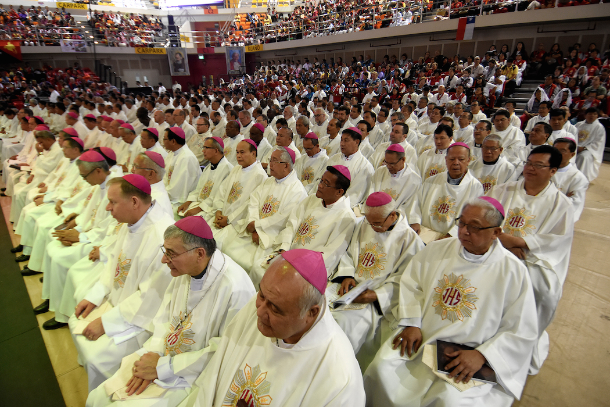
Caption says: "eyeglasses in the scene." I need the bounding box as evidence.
[269,159,288,165]
[160,245,198,261]
[455,218,496,233]
[80,168,97,179]
[481,146,500,151]
[318,179,336,189]
[132,164,155,172]
[523,161,551,169]
[369,213,392,230]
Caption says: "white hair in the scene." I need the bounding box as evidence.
[363,198,397,218]
[298,279,324,318]
[274,147,294,171]
[461,197,504,227]
[483,134,503,148]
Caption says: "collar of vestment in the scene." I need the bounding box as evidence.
[390,166,405,178]
[210,156,225,170]
[460,239,497,264]
[241,160,258,173]
[557,163,571,173]
[342,151,359,161]
[323,195,345,209]
[447,173,466,185]
[275,171,293,184]
[483,157,500,165]
[128,201,155,231]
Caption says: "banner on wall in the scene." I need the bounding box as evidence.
[245,44,263,53]
[60,39,87,53]
[56,2,88,9]
[168,47,190,76]
[135,47,167,55]
[226,46,245,75]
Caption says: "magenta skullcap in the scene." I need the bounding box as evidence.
[34,115,44,123]
[304,132,318,140]
[84,114,96,120]
[448,142,470,150]
[79,150,105,162]
[24,116,30,121]
[284,147,296,164]
[169,126,185,139]
[243,138,258,150]
[329,164,351,181]
[120,123,135,132]
[67,111,78,120]
[99,147,117,161]
[478,196,505,218]
[386,144,404,153]
[144,151,165,168]
[62,127,78,137]
[144,127,159,139]
[122,173,151,195]
[211,136,224,149]
[280,249,327,294]
[174,216,214,239]
[102,115,113,122]
[115,119,125,125]
[34,124,50,131]
[252,122,265,133]
[366,191,393,207]
[71,137,84,149]
[233,120,241,128]
[344,126,362,136]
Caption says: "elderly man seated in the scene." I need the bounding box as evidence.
[85,216,256,407]
[330,192,424,371]
[575,107,606,182]
[179,249,366,406]
[294,132,329,194]
[409,143,484,243]
[416,124,455,181]
[552,137,589,222]
[469,134,517,193]
[364,197,538,407]
[220,147,307,272]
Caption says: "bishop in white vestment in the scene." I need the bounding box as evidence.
[293,132,329,194]
[575,108,606,182]
[469,135,517,193]
[551,138,589,221]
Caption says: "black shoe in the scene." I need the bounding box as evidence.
[39,276,43,283]
[15,254,30,262]
[21,266,42,276]
[34,299,49,315]
[43,317,67,330]
[10,244,23,253]
[1,188,5,191]
[0,192,7,197]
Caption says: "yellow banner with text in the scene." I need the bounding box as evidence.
[135,47,167,55]
[56,2,88,10]
[245,44,263,53]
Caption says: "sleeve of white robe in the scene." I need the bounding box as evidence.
[224,172,267,231]
[408,183,425,225]
[331,224,361,280]
[277,197,309,252]
[254,186,307,250]
[393,248,431,329]
[347,163,374,208]
[166,156,201,204]
[319,211,357,273]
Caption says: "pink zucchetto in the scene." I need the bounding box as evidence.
[243,139,258,150]
[62,127,78,137]
[284,147,296,164]
[211,136,224,149]
[144,151,165,168]
[448,142,470,150]
[120,123,135,132]
[84,114,96,120]
[122,174,151,195]
[478,196,505,218]
[168,127,185,139]
[34,125,50,132]
[281,249,327,294]
[174,216,214,239]
[102,115,113,122]
[253,123,265,133]
[144,128,159,139]
[79,150,105,162]
[67,111,78,120]
[344,127,362,136]
[366,191,393,207]
[329,164,351,181]
[71,137,84,149]
[386,144,404,153]
[304,132,318,140]
[99,147,117,162]
[115,119,125,125]
[33,116,44,123]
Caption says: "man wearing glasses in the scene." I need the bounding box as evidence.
[294,132,329,194]
[370,123,418,170]
[311,108,329,140]
[491,109,526,167]
[486,145,574,374]
[331,192,424,371]
[469,135,517,193]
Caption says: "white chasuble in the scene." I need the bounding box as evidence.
[220,171,307,272]
[70,203,175,391]
[325,151,374,208]
[207,161,267,235]
[86,251,256,407]
[179,297,366,407]
[454,126,474,144]
[184,157,233,217]
[485,179,574,333]
[575,118,606,181]
[163,146,202,207]
[469,156,517,193]
[410,171,484,235]
[369,140,418,170]
[552,163,589,221]
[363,238,538,407]
[368,165,421,217]
[415,134,435,156]
[492,125,526,166]
[319,134,341,157]
[331,215,424,366]
[416,148,452,181]
[221,134,244,166]
[293,150,329,194]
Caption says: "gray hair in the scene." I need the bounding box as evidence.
[205,136,224,153]
[462,197,504,227]
[137,152,166,179]
[297,115,310,128]
[163,224,217,256]
[275,147,294,171]
[284,106,294,115]
[298,282,324,318]
[483,134,503,148]
[76,159,110,172]
[391,112,406,122]
[35,130,56,140]
[363,197,397,218]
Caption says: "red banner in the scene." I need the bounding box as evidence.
[0,41,21,60]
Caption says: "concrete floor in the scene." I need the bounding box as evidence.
[2,163,610,407]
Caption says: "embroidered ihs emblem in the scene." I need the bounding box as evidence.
[425,163,446,180]
[504,207,536,237]
[478,175,497,192]
[292,216,319,246]
[199,180,214,200]
[227,182,243,204]
[259,195,280,219]
[357,242,387,279]
[382,188,398,200]
[578,129,589,143]
[223,364,272,407]
[113,251,132,289]
[432,273,478,322]
[301,166,314,184]
[70,184,82,197]
[164,312,196,356]
[167,166,174,182]
[431,195,456,223]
